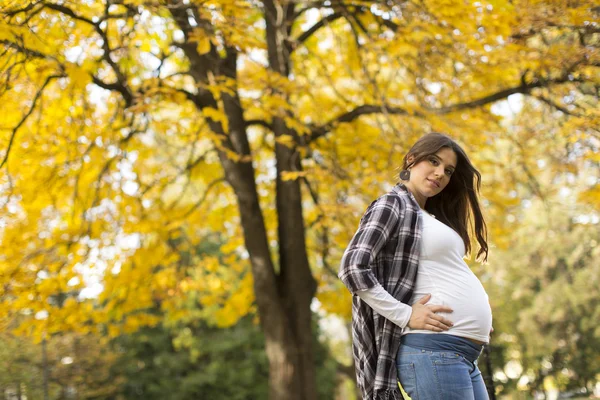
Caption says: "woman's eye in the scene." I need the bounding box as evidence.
[431,158,452,175]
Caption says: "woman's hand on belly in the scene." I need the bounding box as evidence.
[408,294,454,332]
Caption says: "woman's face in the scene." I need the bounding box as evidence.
[405,147,457,204]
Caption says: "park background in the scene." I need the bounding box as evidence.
[0,0,598,399]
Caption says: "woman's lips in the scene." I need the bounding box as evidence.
[428,179,440,188]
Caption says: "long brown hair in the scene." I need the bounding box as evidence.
[400,132,489,263]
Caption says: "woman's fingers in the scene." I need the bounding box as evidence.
[425,305,454,330]
[427,316,453,330]
[429,313,454,328]
[416,294,432,305]
[407,302,454,331]
[424,323,443,332]
[428,304,453,314]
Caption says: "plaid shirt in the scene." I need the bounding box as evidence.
[338,182,422,400]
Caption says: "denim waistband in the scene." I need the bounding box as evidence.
[400,333,483,363]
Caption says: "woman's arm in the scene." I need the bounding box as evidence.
[356,284,412,328]
[358,285,454,331]
[338,194,402,294]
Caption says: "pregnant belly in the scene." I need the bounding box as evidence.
[405,280,493,342]
[437,295,493,342]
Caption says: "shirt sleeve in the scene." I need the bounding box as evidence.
[356,284,413,328]
[338,194,403,294]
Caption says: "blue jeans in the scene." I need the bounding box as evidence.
[396,334,490,400]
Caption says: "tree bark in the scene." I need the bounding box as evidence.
[263,1,319,399]
[169,1,318,394]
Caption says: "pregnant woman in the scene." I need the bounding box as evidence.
[338,132,492,400]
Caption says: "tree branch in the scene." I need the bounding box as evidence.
[3,1,41,17]
[2,36,133,107]
[309,105,412,142]
[39,2,97,26]
[534,95,586,117]
[246,119,273,131]
[309,72,587,143]
[293,12,344,47]
[91,75,133,106]
[0,74,63,169]
[181,177,226,219]
[292,2,328,20]
[38,2,134,106]
[0,39,58,62]
[511,24,600,40]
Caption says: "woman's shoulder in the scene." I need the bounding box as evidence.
[388,183,420,211]
[363,186,419,220]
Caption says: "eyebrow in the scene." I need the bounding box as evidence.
[431,154,456,170]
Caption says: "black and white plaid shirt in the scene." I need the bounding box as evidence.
[338,182,422,400]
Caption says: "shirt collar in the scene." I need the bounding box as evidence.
[391,181,419,207]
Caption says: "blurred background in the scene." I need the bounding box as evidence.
[0,0,598,399]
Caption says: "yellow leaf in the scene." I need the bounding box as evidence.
[280,170,308,181]
[275,134,296,148]
[197,36,211,55]
[140,40,152,52]
[66,64,91,86]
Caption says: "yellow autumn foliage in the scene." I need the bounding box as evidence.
[0,0,597,350]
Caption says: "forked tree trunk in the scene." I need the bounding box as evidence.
[169,1,319,397]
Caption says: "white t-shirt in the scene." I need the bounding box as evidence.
[356,209,493,343]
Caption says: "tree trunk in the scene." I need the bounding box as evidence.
[220,99,315,400]
[219,77,317,400]
[264,1,319,399]
[169,2,319,398]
